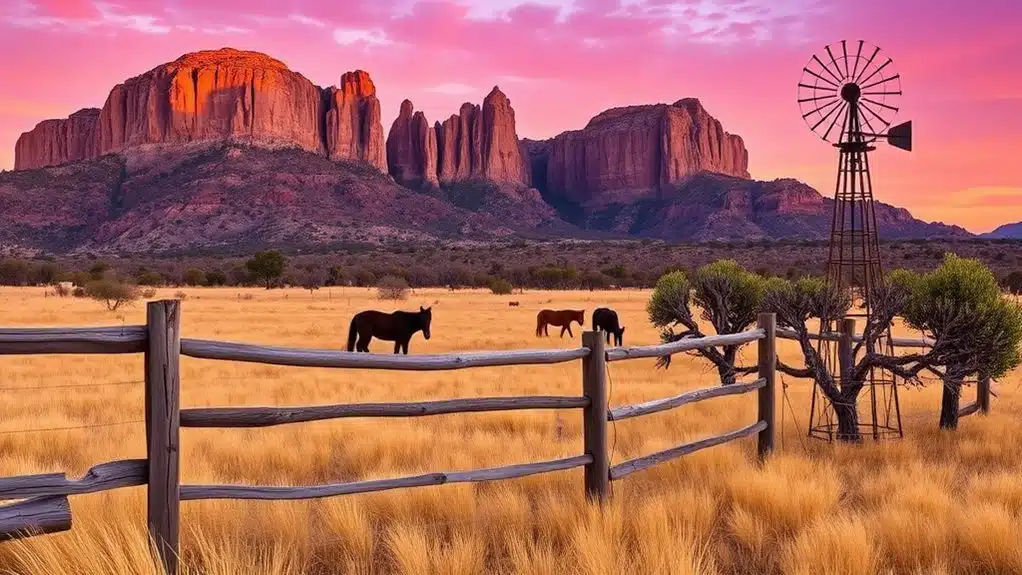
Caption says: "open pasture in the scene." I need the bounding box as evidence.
[1,286,1021,575]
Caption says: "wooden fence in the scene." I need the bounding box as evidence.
[0,301,985,572]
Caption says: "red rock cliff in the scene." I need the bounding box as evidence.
[98,49,324,155]
[539,98,749,205]
[386,100,438,188]
[14,49,387,172]
[14,108,101,170]
[324,70,386,171]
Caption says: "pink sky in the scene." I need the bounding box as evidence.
[1,0,1019,233]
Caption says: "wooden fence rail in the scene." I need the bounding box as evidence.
[0,301,984,574]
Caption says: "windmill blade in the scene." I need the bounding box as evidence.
[803,97,842,120]
[812,55,844,85]
[850,40,865,80]
[861,74,900,91]
[804,66,840,88]
[858,58,893,88]
[841,40,850,78]
[854,45,882,83]
[799,83,837,91]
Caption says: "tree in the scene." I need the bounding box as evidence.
[205,270,227,286]
[377,276,409,300]
[182,268,206,287]
[489,278,513,295]
[88,261,110,280]
[0,259,30,286]
[245,251,286,289]
[901,255,1022,429]
[762,275,878,441]
[646,261,766,385]
[85,279,140,311]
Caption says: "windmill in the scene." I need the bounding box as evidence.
[797,40,913,441]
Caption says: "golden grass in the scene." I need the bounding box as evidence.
[0,286,1020,575]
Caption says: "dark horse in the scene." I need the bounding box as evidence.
[536,309,585,338]
[347,306,432,354]
[592,307,625,346]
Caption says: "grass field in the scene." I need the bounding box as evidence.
[1,286,1021,575]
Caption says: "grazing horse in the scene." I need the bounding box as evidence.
[347,306,432,354]
[509,301,520,307]
[592,307,625,346]
[536,309,585,338]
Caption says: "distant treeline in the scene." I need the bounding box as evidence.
[1,238,1021,292]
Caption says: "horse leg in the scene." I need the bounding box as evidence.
[393,341,402,354]
[604,330,610,344]
[359,334,372,352]
[559,325,566,338]
[567,324,574,338]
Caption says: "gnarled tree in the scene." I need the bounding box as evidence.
[762,275,912,441]
[900,255,1022,429]
[646,261,765,384]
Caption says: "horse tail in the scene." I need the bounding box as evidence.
[535,312,544,337]
[346,317,359,352]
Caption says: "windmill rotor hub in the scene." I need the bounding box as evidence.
[841,82,861,102]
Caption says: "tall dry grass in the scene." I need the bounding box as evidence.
[0,286,1020,575]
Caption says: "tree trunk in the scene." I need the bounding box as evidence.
[833,394,861,442]
[939,375,964,430]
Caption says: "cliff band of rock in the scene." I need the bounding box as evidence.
[386,100,438,188]
[15,49,385,171]
[14,109,101,170]
[387,87,530,189]
[533,98,749,206]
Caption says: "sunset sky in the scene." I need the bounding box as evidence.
[0,0,1019,233]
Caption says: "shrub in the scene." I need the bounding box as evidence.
[174,290,188,300]
[377,275,409,300]
[85,279,139,311]
[72,286,86,298]
[141,288,158,299]
[489,278,513,295]
[52,283,70,297]
[182,268,206,287]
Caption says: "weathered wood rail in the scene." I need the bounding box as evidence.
[0,301,984,572]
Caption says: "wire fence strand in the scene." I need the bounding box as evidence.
[0,380,144,392]
[0,420,144,436]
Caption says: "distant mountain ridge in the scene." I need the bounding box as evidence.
[981,222,1022,239]
[4,47,972,254]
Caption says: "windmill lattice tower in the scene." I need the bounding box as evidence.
[797,41,913,441]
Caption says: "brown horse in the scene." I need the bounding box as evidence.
[536,309,585,338]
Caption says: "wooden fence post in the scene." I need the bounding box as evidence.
[978,373,991,415]
[581,331,609,502]
[145,300,181,574]
[756,313,776,460]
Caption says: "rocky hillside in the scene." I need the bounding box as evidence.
[982,222,1022,239]
[0,143,573,255]
[572,172,970,241]
[6,47,973,253]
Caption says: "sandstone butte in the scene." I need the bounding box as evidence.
[14,48,386,172]
[387,86,531,189]
[530,98,750,206]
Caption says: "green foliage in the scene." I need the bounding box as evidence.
[135,271,164,286]
[903,254,1022,380]
[691,260,765,333]
[762,275,852,329]
[205,270,227,286]
[646,270,690,328]
[85,279,139,311]
[246,250,286,289]
[88,261,109,280]
[489,278,514,295]
[182,268,206,287]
